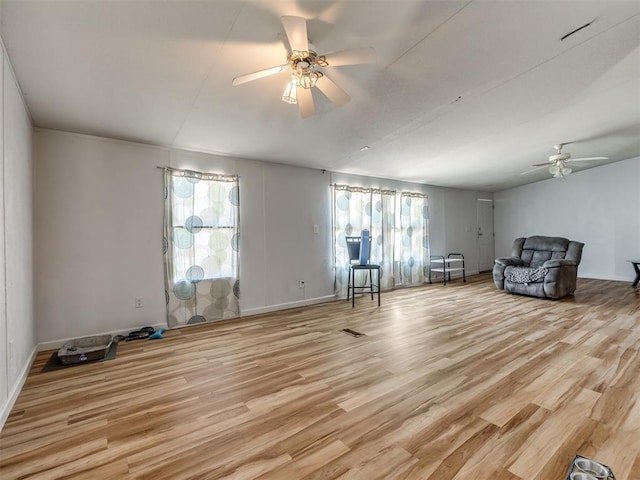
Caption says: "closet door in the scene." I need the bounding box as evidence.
[477,199,494,273]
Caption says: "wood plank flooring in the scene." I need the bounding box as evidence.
[1,274,639,479]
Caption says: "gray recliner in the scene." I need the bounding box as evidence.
[493,236,584,299]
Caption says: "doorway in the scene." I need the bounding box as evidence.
[477,199,494,273]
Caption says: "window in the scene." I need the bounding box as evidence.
[170,175,238,282]
[397,192,429,286]
[332,184,429,296]
[163,169,240,327]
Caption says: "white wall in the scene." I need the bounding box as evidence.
[1,44,36,429]
[261,164,333,310]
[34,132,168,346]
[494,157,640,281]
[34,130,492,347]
[0,38,6,428]
[34,130,336,346]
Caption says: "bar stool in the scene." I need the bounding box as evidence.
[346,236,381,308]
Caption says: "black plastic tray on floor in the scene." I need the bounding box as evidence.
[57,334,113,365]
[41,342,118,372]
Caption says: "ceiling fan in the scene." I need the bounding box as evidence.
[232,16,376,118]
[522,143,609,179]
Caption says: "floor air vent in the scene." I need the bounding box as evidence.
[342,328,365,337]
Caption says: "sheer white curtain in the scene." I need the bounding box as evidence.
[163,168,240,327]
[396,192,429,286]
[332,185,396,297]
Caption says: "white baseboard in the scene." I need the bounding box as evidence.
[37,298,339,348]
[241,294,337,317]
[578,273,635,282]
[1,345,38,432]
[37,322,168,352]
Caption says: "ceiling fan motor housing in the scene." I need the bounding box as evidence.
[288,50,327,89]
[549,152,571,162]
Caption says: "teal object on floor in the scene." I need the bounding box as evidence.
[149,328,166,340]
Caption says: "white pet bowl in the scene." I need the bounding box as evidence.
[570,473,598,480]
[574,458,609,479]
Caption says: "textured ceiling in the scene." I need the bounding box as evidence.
[1,0,639,191]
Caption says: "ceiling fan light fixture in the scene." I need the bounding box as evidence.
[281,78,297,104]
[297,70,323,89]
[549,164,572,178]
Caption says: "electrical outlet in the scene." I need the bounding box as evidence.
[298,279,305,288]
[135,296,143,308]
[313,224,319,234]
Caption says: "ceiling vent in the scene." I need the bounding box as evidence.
[561,21,593,41]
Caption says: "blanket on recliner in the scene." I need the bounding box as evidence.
[505,266,548,284]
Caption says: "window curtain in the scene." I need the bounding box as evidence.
[332,185,396,297]
[163,168,239,327]
[396,192,429,286]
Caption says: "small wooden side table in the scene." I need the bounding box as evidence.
[629,260,640,288]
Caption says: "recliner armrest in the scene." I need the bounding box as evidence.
[495,257,524,267]
[543,259,577,268]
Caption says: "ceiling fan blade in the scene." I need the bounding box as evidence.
[281,16,309,53]
[531,162,553,167]
[521,166,548,175]
[323,47,376,66]
[567,156,609,162]
[232,64,288,86]
[297,86,315,118]
[315,75,350,106]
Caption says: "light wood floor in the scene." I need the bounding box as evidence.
[1,274,639,480]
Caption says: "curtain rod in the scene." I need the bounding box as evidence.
[401,192,428,198]
[331,184,427,198]
[331,183,395,193]
[157,166,239,181]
